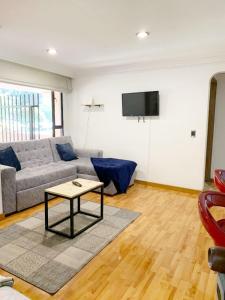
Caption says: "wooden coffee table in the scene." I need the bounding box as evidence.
[44,178,104,239]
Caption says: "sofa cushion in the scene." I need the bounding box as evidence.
[49,136,74,162]
[60,157,97,176]
[0,146,21,171]
[16,175,77,211]
[16,162,77,192]
[0,139,53,169]
[56,143,78,161]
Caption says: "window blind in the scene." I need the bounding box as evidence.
[0,59,72,92]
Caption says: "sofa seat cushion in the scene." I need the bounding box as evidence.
[60,157,97,176]
[16,163,76,192]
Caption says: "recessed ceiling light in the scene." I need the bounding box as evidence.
[46,48,57,55]
[136,31,149,39]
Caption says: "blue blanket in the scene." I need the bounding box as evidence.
[91,158,137,193]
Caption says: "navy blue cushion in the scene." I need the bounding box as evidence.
[0,146,21,171]
[56,143,77,161]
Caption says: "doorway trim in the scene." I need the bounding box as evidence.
[205,77,217,181]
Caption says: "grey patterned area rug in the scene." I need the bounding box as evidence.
[0,200,140,294]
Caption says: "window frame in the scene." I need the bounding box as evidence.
[51,91,64,137]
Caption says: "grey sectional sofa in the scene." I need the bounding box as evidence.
[0,136,134,215]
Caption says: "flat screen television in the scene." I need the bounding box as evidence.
[122,91,159,116]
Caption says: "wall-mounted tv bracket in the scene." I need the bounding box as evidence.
[138,116,145,122]
[83,104,104,108]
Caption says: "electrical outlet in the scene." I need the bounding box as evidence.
[191,130,196,137]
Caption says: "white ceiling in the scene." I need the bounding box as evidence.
[1,0,225,77]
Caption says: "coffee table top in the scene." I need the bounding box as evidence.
[45,178,104,199]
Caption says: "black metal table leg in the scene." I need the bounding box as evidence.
[100,186,104,218]
[78,196,80,213]
[45,192,48,230]
[70,198,74,237]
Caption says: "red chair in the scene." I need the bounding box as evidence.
[214,169,225,193]
[198,191,225,247]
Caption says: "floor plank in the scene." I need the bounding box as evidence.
[0,183,217,300]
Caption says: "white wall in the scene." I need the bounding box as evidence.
[211,74,225,176]
[65,62,225,190]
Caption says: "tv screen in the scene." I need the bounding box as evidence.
[122,91,159,116]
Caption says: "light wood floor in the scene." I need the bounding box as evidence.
[0,183,218,300]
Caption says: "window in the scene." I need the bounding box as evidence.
[52,91,64,137]
[0,82,64,142]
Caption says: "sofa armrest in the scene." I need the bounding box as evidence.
[75,148,103,158]
[0,165,16,214]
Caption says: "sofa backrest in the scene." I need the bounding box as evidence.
[0,139,54,169]
[49,136,74,162]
